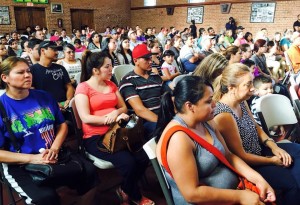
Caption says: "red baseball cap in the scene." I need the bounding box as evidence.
[132,44,153,59]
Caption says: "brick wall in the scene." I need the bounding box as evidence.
[0,0,131,35]
[131,0,300,38]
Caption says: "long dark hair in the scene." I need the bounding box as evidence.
[154,76,212,141]
[117,37,134,65]
[80,51,109,82]
[101,37,119,66]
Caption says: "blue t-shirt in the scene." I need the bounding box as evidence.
[0,90,65,154]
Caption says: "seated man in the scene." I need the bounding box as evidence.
[179,34,204,72]
[30,41,74,110]
[119,44,167,139]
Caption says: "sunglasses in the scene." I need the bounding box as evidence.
[66,51,75,54]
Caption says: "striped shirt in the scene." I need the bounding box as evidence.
[119,70,163,115]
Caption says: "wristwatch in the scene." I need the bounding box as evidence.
[263,138,275,147]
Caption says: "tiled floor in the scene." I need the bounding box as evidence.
[2,164,167,205]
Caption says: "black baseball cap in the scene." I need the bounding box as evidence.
[38,41,63,52]
[237,26,245,30]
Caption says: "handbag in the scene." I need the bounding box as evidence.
[161,125,275,204]
[0,101,83,185]
[98,114,145,153]
[24,148,83,185]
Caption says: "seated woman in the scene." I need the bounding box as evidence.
[87,32,101,51]
[154,75,275,205]
[222,45,242,65]
[101,37,120,67]
[57,43,82,86]
[213,63,300,205]
[75,51,154,205]
[193,53,228,87]
[0,57,97,205]
[117,37,134,65]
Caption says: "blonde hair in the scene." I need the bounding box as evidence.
[213,63,250,102]
[193,53,228,87]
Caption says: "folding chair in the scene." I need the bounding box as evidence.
[256,94,298,142]
[282,51,295,86]
[289,83,300,119]
[69,98,114,169]
[112,65,134,86]
[143,138,174,205]
[176,56,187,74]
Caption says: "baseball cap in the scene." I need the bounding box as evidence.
[201,35,215,43]
[38,41,63,51]
[237,26,245,30]
[132,44,153,59]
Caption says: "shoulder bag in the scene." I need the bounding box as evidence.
[161,125,276,204]
[98,114,145,153]
[0,100,83,185]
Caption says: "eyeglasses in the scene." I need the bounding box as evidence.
[66,51,75,54]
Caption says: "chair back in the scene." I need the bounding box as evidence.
[176,56,186,74]
[143,138,175,205]
[256,94,297,138]
[75,52,83,60]
[112,64,134,86]
[69,98,114,169]
[172,74,188,86]
[289,83,300,119]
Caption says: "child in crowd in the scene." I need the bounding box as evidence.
[164,39,172,50]
[7,39,22,57]
[74,39,87,52]
[250,75,285,140]
[161,50,180,89]
[242,59,260,77]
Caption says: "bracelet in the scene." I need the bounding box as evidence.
[263,138,275,147]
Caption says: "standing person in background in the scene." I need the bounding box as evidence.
[225,17,237,36]
[293,14,300,32]
[189,20,197,39]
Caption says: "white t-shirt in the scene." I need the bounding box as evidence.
[161,61,177,76]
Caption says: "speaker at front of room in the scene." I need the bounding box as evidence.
[166,7,175,15]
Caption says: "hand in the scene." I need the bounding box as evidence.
[64,99,71,109]
[42,148,59,162]
[116,113,130,122]
[239,190,265,205]
[104,110,119,125]
[255,180,276,203]
[29,153,57,164]
[271,146,292,167]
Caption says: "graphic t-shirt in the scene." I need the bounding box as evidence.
[30,63,71,102]
[0,90,65,154]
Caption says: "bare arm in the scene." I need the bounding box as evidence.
[209,120,276,202]
[161,68,180,81]
[213,112,274,166]
[64,83,75,108]
[160,129,262,205]
[75,91,128,125]
[127,97,157,122]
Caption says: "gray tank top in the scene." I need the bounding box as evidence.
[162,115,239,205]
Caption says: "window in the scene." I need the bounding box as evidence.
[188,0,205,3]
[144,0,156,6]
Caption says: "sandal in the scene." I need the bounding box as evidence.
[115,187,130,205]
[132,196,155,205]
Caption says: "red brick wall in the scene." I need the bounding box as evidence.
[131,0,300,38]
[0,0,131,35]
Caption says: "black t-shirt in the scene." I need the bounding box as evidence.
[30,63,71,102]
[189,24,197,39]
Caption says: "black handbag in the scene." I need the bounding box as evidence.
[0,101,83,185]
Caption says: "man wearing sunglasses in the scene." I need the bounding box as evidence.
[30,41,74,110]
[119,44,169,139]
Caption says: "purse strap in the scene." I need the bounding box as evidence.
[0,100,20,152]
[161,125,243,178]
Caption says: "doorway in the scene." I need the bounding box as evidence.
[71,9,94,31]
[14,7,46,34]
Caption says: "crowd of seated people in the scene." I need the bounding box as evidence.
[1,19,300,205]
